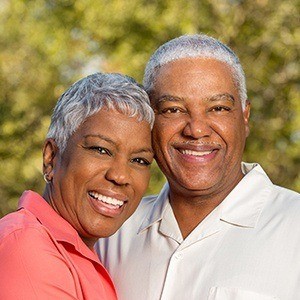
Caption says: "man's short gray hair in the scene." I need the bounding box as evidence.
[143,34,247,109]
[47,72,154,152]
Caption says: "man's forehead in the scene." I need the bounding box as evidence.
[153,58,235,85]
[149,58,238,100]
[157,56,231,72]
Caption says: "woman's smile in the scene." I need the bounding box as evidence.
[88,190,127,218]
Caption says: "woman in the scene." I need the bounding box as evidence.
[0,73,154,299]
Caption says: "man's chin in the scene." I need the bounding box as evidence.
[170,176,220,195]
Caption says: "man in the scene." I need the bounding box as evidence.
[96,34,300,300]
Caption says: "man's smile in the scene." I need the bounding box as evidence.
[180,149,214,156]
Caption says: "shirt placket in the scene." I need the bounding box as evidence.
[159,210,222,300]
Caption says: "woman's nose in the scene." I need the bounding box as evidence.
[104,160,130,186]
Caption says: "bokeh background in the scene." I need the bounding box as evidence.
[0,0,299,217]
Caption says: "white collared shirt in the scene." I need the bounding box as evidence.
[96,163,300,300]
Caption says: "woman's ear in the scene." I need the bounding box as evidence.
[42,139,59,181]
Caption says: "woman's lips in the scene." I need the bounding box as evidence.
[88,190,127,217]
[89,191,125,207]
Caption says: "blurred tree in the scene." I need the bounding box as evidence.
[0,0,299,216]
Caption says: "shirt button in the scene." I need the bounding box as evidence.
[175,253,183,259]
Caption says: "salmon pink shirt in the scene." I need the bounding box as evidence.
[0,190,117,300]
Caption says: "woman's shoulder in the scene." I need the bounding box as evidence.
[0,209,45,240]
[0,209,78,299]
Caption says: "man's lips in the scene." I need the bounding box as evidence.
[173,142,220,160]
[179,149,214,156]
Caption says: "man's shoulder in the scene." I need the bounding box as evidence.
[244,162,300,211]
[272,184,300,212]
[274,184,300,198]
[260,184,300,232]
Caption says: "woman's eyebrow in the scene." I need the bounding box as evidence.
[83,134,115,146]
[132,148,154,155]
[83,135,153,154]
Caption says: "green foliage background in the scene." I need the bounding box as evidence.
[0,0,299,217]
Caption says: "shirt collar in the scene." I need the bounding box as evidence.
[219,162,273,228]
[138,163,273,232]
[138,183,171,233]
[18,190,100,262]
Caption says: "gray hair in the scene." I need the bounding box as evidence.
[47,72,154,152]
[143,34,247,109]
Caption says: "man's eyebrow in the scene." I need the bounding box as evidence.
[155,94,184,104]
[155,93,235,103]
[208,93,235,103]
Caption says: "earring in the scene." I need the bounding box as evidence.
[43,173,51,183]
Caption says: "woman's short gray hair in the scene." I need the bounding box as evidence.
[143,34,247,109]
[47,72,154,152]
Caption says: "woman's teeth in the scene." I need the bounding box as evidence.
[89,191,124,207]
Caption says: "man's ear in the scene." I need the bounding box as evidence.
[243,100,251,138]
[42,139,59,181]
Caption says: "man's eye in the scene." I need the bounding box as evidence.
[160,107,184,114]
[131,157,151,166]
[90,146,111,156]
[211,106,231,112]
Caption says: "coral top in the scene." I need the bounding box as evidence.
[0,190,117,300]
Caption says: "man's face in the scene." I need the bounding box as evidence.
[150,58,250,198]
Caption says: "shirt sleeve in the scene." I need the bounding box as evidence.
[0,226,79,300]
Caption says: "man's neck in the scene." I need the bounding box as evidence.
[169,192,224,239]
[168,171,244,239]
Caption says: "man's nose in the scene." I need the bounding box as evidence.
[105,159,130,186]
[182,115,212,138]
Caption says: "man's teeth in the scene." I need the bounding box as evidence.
[181,149,213,156]
[89,192,124,207]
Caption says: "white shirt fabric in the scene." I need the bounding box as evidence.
[96,163,300,300]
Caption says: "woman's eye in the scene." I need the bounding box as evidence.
[131,157,151,166]
[90,146,111,156]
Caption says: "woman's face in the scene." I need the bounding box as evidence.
[43,108,153,248]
